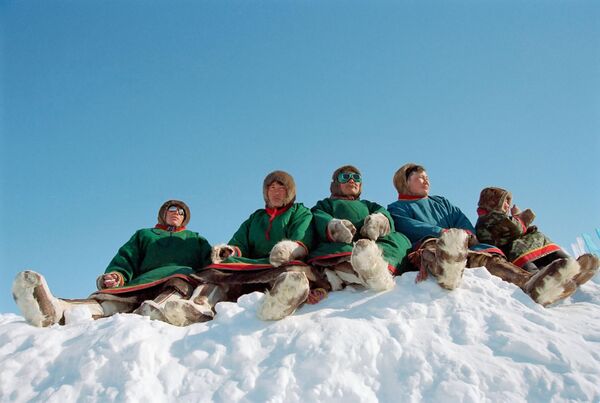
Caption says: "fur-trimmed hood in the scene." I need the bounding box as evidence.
[157,199,191,228]
[263,170,296,207]
[393,163,425,196]
[478,187,512,212]
[330,165,361,199]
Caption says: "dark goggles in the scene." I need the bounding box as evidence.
[167,205,185,216]
[337,172,362,183]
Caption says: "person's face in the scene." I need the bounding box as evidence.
[267,182,288,208]
[501,198,510,213]
[339,172,361,197]
[165,205,185,227]
[407,170,430,197]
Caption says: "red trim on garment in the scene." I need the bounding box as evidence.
[476,208,489,216]
[232,246,242,257]
[398,194,426,200]
[204,260,308,271]
[296,241,308,255]
[154,224,187,232]
[512,244,562,268]
[264,204,292,240]
[95,274,197,295]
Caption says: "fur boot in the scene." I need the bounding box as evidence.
[133,278,194,322]
[573,253,600,286]
[350,239,395,291]
[360,213,391,240]
[431,229,469,290]
[13,271,105,327]
[524,258,580,306]
[162,283,227,326]
[269,240,307,267]
[257,271,309,321]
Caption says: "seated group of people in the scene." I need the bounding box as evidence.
[13,163,600,327]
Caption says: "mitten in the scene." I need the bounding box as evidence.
[360,213,391,240]
[327,219,356,243]
[516,208,535,227]
[211,244,236,263]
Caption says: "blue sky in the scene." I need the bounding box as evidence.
[1,0,599,314]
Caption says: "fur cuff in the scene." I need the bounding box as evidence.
[360,213,391,240]
[211,244,236,264]
[327,219,356,243]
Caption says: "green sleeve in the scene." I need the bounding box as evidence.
[198,235,213,268]
[104,231,142,284]
[228,214,253,257]
[286,204,314,250]
[311,200,334,242]
[364,200,396,232]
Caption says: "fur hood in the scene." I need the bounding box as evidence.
[263,170,296,207]
[393,163,424,196]
[478,187,512,212]
[330,165,361,199]
[157,199,191,228]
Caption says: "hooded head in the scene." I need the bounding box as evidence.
[393,163,427,196]
[263,170,296,208]
[157,199,191,228]
[330,165,362,199]
[478,187,512,213]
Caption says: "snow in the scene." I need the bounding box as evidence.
[1,268,600,402]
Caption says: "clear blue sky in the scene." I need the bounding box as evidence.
[1,1,599,314]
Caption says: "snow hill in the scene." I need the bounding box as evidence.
[1,268,600,403]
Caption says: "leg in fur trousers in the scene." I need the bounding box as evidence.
[133,278,195,322]
[467,251,581,306]
[13,270,112,327]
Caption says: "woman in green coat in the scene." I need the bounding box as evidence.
[162,171,324,326]
[309,165,411,292]
[12,200,212,327]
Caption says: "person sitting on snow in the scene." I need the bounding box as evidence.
[308,165,411,292]
[387,163,594,306]
[157,170,328,325]
[475,186,598,282]
[12,200,213,327]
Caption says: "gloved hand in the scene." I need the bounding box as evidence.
[269,240,307,267]
[211,244,236,263]
[360,213,391,240]
[327,219,356,243]
[516,208,536,227]
[96,272,122,290]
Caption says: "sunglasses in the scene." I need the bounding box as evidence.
[167,206,185,216]
[337,172,362,183]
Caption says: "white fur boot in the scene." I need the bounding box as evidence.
[162,283,225,326]
[433,229,469,290]
[12,271,66,327]
[350,239,395,291]
[525,258,580,306]
[257,271,309,321]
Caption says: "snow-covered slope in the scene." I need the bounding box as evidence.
[1,268,599,402]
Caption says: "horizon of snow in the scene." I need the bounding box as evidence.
[1,268,600,402]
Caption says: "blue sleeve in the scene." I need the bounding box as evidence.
[387,202,442,244]
[442,197,475,233]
